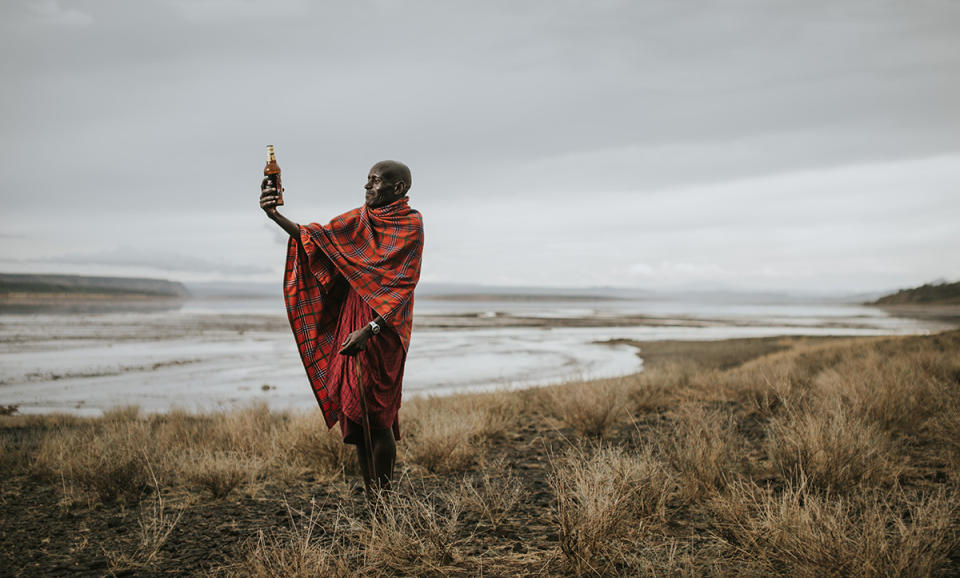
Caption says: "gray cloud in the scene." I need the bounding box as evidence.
[1,0,959,291]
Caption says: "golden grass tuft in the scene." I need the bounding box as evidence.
[712,479,959,576]
[242,484,470,577]
[104,484,184,572]
[459,458,524,529]
[542,377,629,438]
[400,396,492,473]
[29,404,352,504]
[360,487,467,574]
[765,401,900,493]
[246,529,349,577]
[814,347,957,435]
[242,498,353,577]
[101,404,142,423]
[183,450,251,499]
[283,413,358,479]
[549,443,673,574]
[34,419,155,503]
[658,403,743,501]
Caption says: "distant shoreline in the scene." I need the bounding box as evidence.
[419,293,621,302]
[0,292,187,305]
[872,304,960,323]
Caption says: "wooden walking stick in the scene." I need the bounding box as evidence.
[354,359,377,495]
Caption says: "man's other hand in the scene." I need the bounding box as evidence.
[339,327,372,356]
[260,177,280,217]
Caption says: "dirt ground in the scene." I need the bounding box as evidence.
[0,419,572,575]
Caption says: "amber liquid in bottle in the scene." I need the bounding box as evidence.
[264,145,284,206]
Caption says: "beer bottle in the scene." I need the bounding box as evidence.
[264,145,284,206]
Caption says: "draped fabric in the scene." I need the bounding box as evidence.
[327,285,405,440]
[283,197,423,427]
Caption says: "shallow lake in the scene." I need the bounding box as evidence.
[0,296,953,415]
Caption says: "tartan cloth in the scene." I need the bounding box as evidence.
[327,285,406,440]
[283,196,423,427]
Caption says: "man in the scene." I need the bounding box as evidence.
[259,160,423,491]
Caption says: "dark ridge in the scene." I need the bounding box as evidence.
[0,273,190,298]
[869,280,960,305]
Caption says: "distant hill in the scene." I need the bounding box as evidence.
[0,273,189,298]
[870,281,960,306]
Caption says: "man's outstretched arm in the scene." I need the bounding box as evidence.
[260,177,299,238]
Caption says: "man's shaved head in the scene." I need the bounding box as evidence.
[365,160,413,208]
[372,160,412,194]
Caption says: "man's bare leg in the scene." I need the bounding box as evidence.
[355,428,396,491]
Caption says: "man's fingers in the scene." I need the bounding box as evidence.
[338,339,366,356]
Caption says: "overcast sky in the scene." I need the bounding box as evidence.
[1,0,958,293]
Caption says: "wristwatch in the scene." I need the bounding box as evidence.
[368,320,381,335]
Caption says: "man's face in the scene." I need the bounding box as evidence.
[364,164,402,208]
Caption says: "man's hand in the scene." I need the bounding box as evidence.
[260,177,280,218]
[260,177,300,238]
[339,326,373,356]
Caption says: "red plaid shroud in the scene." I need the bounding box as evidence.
[283,197,423,427]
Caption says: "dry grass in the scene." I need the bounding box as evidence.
[103,461,185,572]
[658,403,744,501]
[814,346,958,436]
[28,403,358,504]
[549,443,673,574]
[714,348,819,416]
[33,419,155,503]
[765,401,900,493]
[712,479,959,576]
[243,498,353,577]
[241,483,470,577]
[184,450,250,499]
[283,413,359,479]
[459,458,525,529]
[4,330,960,575]
[541,377,630,438]
[400,395,503,473]
[359,486,467,574]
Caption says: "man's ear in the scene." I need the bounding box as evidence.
[394,180,407,196]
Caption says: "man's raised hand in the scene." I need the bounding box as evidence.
[260,177,280,217]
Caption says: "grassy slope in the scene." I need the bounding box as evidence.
[1,332,959,575]
[871,280,960,305]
